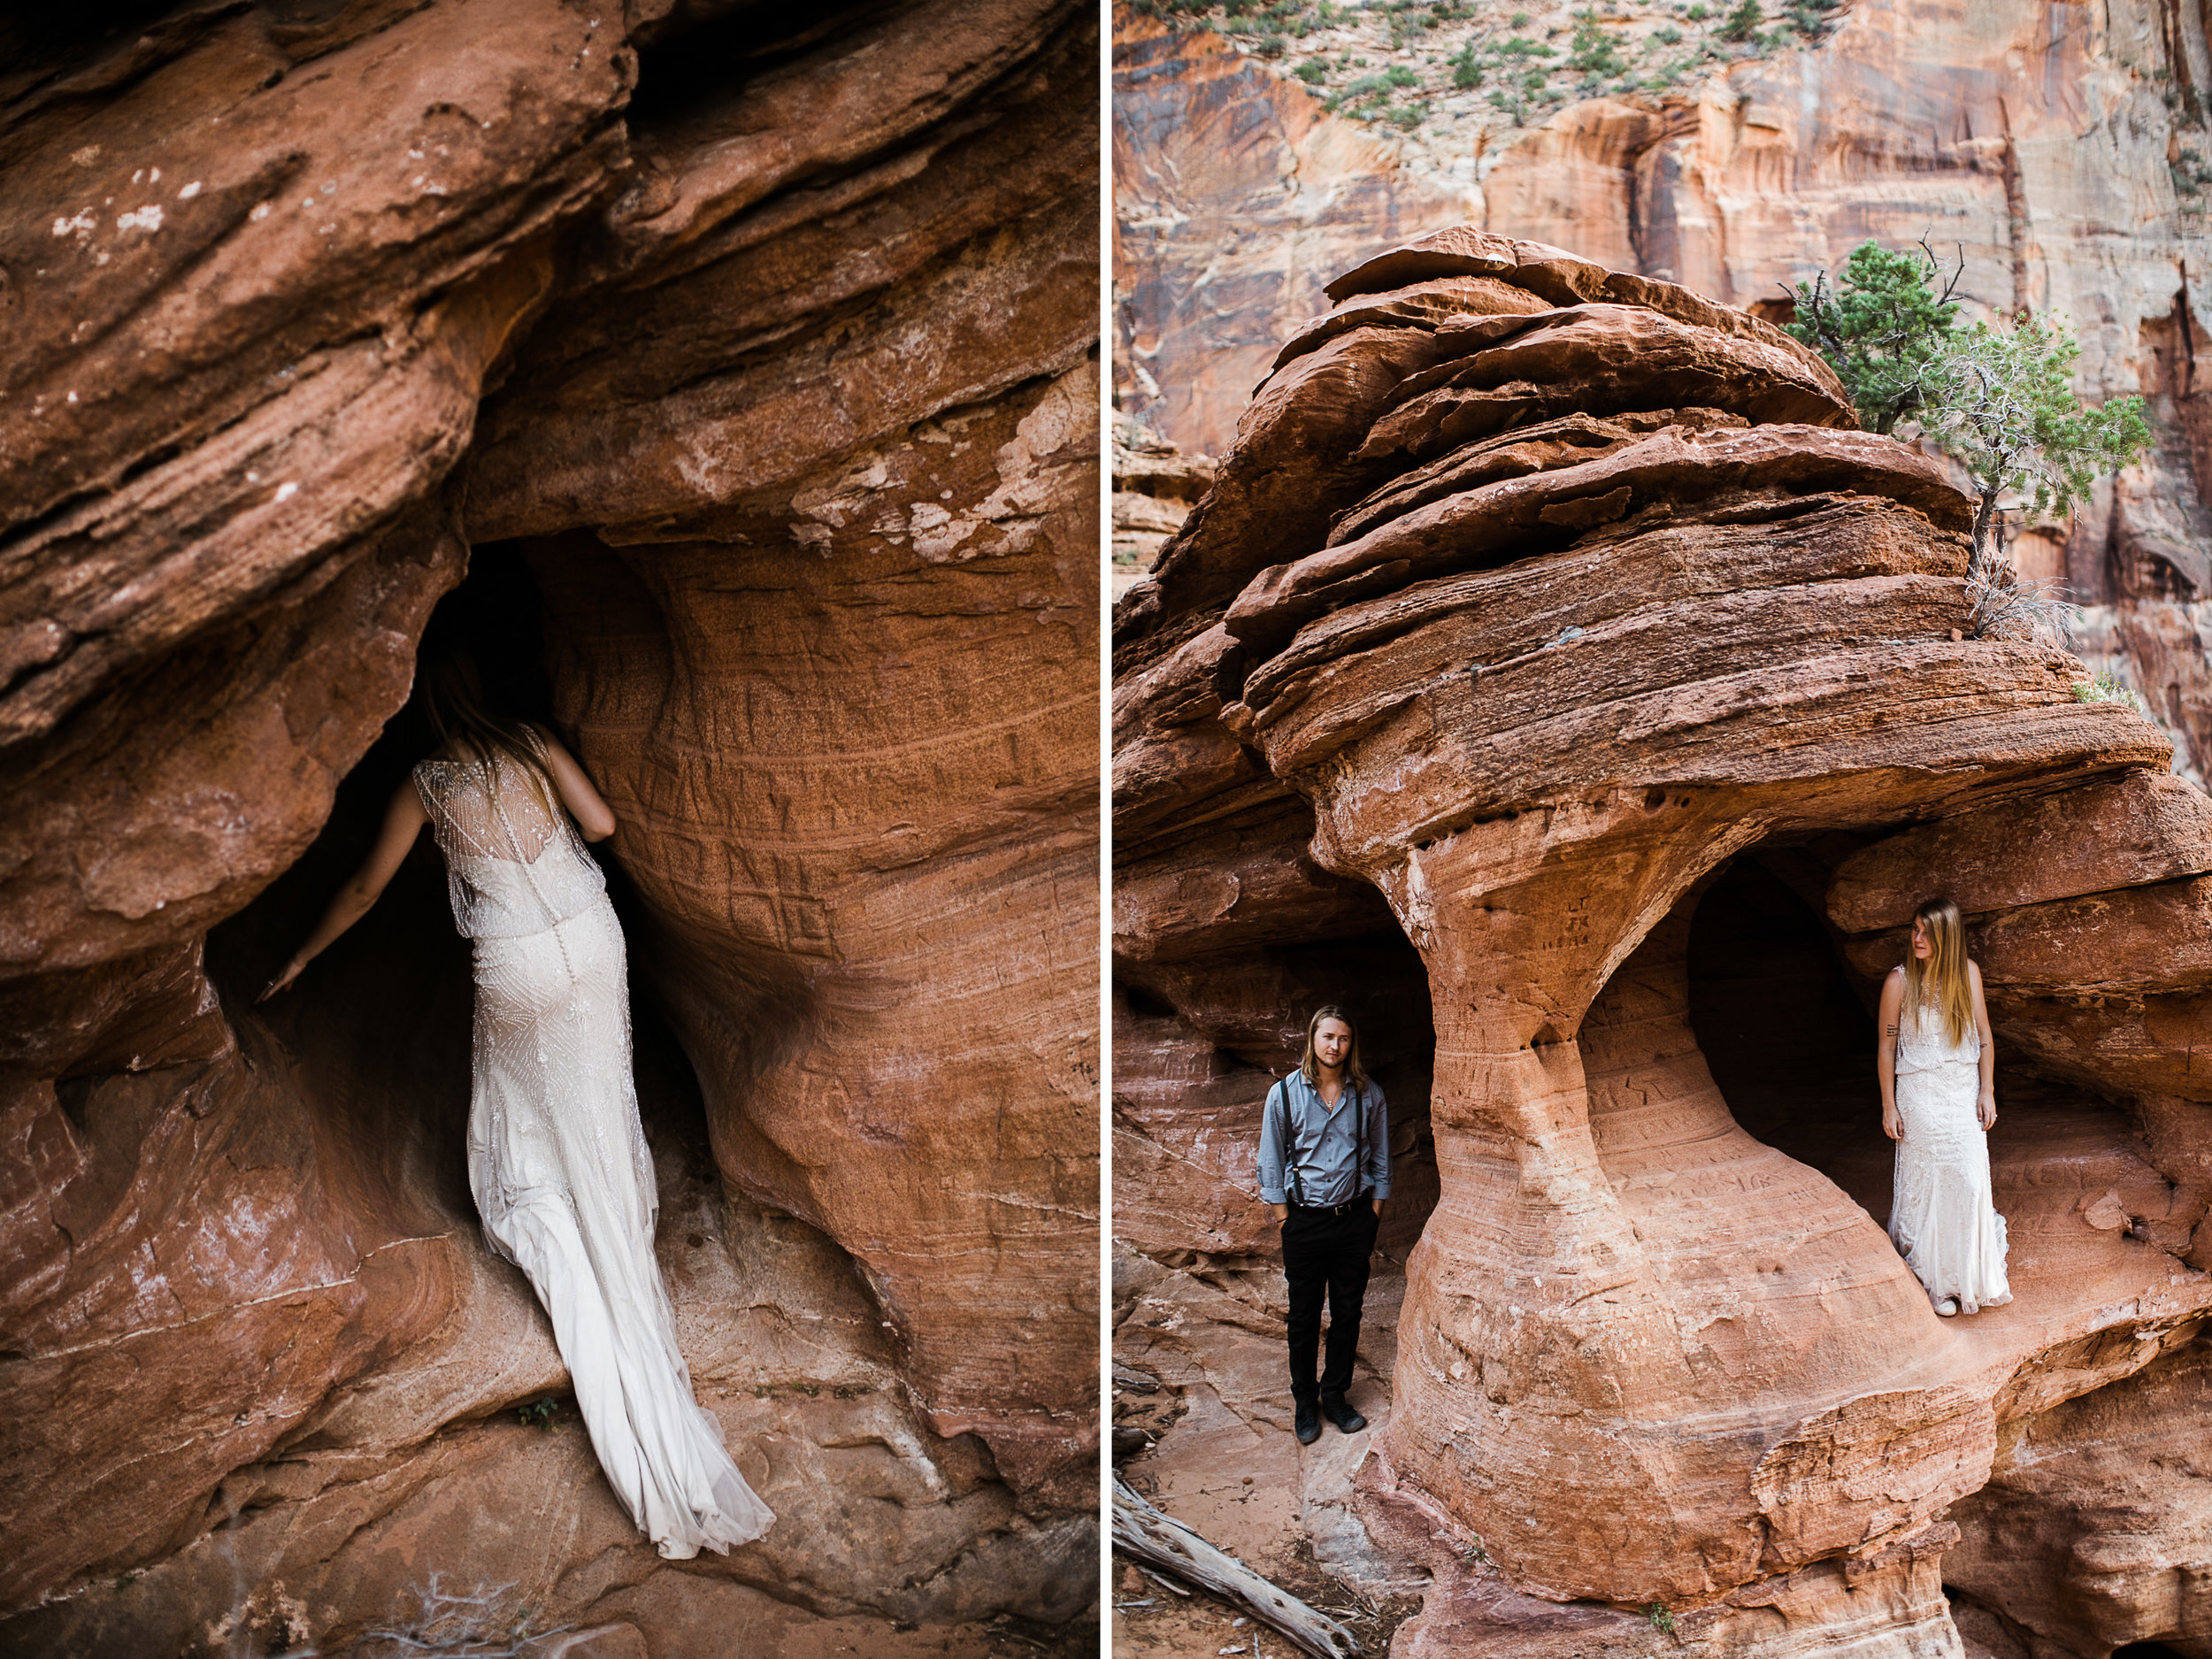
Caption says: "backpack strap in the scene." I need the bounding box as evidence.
[1285,1070,1367,1203]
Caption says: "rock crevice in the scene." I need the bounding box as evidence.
[1,2,1098,1649]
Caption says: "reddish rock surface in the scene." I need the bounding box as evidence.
[1116,0,2212,786]
[1113,229,2212,1654]
[0,3,1096,1652]
[1112,14,1477,459]
[1113,415,1212,601]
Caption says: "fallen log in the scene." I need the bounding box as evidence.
[1110,1474,1360,1658]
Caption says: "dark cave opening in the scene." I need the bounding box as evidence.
[1113,859,1443,1265]
[204,545,720,1233]
[624,0,907,131]
[1678,846,2189,1313]
[1686,854,1893,1223]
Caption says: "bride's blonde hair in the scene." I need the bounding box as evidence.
[1903,896,1973,1046]
[417,635,559,819]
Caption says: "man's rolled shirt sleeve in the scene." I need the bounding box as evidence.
[1363,1085,1392,1200]
[1257,1080,1290,1204]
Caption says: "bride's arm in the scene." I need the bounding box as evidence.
[1969,959,1997,1129]
[529,726,618,842]
[1877,967,1903,1141]
[258,780,430,1001]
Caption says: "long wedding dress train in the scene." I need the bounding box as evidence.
[1889,999,2012,1315]
[416,745,774,1557]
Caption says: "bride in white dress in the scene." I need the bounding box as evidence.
[262,642,773,1556]
[1876,896,2012,1317]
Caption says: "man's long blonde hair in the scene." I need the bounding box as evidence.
[1299,1004,1370,1093]
[1903,896,1974,1046]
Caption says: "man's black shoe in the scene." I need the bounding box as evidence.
[1319,1395,1367,1434]
[1294,1401,1321,1444]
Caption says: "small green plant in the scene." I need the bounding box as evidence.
[1511,8,1531,21]
[1652,25,1684,44]
[1487,66,1559,124]
[2073,670,2148,715]
[1720,0,1763,41]
[1647,1603,1678,1633]
[1566,9,1632,77]
[1686,3,1710,17]
[1494,35,1555,64]
[516,1396,561,1428]
[1295,58,1326,81]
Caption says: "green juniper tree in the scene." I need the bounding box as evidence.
[1788,240,2152,640]
[1566,9,1632,81]
[1785,239,1966,434]
[1921,313,2151,634]
[1719,0,1763,42]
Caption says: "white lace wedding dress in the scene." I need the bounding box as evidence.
[415,743,774,1556]
[1889,997,2012,1314]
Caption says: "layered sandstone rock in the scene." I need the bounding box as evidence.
[1112,15,1478,457]
[1112,414,1212,601]
[1117,0,2212,784]
[0,2,1096,1651]
[1113,227,2212,1652]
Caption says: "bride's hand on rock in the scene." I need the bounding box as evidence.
[258,955,304,1002]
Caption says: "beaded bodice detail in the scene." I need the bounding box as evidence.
[412,743,605,940]
[1893,998,1980,1077]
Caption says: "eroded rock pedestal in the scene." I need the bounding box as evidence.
[1114,227,2212,1656]
[0,3,1096,1652]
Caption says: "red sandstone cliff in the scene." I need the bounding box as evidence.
[1115,0,2212,786]
[0,4,1097,1652]
[1113,227,2212,1656]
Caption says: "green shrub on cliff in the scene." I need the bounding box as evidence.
[1789,239,2153,638]
[1786,240,1966,434]
[1919,311,2150,625]
[1719,0,1763,41]
[1565,10,1631,79]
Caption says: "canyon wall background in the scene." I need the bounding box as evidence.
[1114,0,2212,784]
[0,3,1099,1655]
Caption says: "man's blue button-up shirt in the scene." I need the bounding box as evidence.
[1257,1070,1390,1208]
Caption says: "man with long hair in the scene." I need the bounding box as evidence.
[1257,1005,1390,1445]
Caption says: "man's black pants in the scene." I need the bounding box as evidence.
[1281,1200,1379,1406]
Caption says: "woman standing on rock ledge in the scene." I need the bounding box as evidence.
[1878,897,2013,1317]
[260,638,774,1558]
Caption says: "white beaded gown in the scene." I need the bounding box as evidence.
[1889,995,2012,1314]
[413,742,774,1557]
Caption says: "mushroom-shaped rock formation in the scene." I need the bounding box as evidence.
[1113,227,2212,1650]
[1,2,1096,1650]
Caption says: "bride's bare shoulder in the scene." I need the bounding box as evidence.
[521,720,574,761]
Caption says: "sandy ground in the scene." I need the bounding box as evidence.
[764,1613,1097,1659]
[1111,1255,1428,1658]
